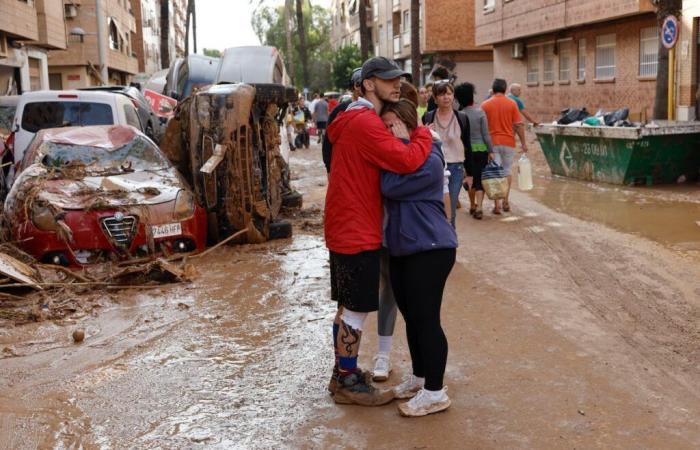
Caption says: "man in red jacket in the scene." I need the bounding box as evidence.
[325,57,433,406]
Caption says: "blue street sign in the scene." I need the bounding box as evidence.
[662,15,679,50]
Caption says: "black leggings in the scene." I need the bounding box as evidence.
[390,248,456,391]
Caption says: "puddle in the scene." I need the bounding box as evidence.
[527,168,700,255]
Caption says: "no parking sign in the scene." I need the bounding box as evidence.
[661,15,679,50]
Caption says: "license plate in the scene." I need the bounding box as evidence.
[151,222,182,239]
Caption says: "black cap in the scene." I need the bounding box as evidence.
[361,57,409,81]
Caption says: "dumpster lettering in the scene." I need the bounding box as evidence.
[559,142,574,176]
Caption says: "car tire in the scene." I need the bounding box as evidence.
[268,220,293,240]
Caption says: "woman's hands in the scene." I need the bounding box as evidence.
[389,120,410,140]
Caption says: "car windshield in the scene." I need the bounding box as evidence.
[21,101,113,133]
[38,135,170,173]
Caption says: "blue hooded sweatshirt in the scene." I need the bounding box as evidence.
[381,140,458,257]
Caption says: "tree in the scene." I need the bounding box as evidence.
[252,3,333,92]
[283,0,295,84]
[358,0,370,60]
[296,0,310,88]
[203,48,221,58]
[332,44,362,90]
[410,0,421,84]
[653,0,682,119]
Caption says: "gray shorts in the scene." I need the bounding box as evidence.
[493,145,516,175]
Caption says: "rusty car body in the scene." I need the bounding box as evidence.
[4,125,207,266]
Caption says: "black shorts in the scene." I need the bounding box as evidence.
[470,151,489,191]
[329,249,381,312]
[316,121,327,130]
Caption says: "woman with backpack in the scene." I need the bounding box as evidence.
[422,81,472,227]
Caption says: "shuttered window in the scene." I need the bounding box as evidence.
[639,26,659,77]
[527,46,539,83]
[595,34,616,79]
[577,38,586,80]
[543,44,555,82]
[559,41,572,81]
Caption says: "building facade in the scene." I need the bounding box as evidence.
[475,0,659,121]
[330,0,492,92]
[48,0,139,89]
[0,0,67,94]
[677,1,700,121]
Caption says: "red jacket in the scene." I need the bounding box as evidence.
[324,103,432,254]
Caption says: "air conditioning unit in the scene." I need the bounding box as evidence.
[64,4,78,19]
[511,42,524,59]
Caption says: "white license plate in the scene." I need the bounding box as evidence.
[151,222,182,239]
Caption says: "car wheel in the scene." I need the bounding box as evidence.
[268,220,292,240]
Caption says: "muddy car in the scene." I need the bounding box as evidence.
[161,47,299,244]
[4,125,207,266]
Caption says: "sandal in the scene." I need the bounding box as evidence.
[492,208,501,215]
[503,202,511,212]
[473,209,483,220]
[469,207,476,216]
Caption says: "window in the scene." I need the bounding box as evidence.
[109,19,119,50]
[484,0,495,12]
[21,102,113,133]
[527,46,539,83]
[595,34,616,79]
[543,44,555,82]
[577,38,586,80]
[639,26,658,77]
[559,41,572,81]
[123,105,143,130]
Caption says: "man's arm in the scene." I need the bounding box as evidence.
[521,108,539,126]
[357,118,432,174]
[514,123,528,152]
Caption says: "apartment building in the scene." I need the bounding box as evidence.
[0,0,67,94]
[48,0,139,89]
[131,0,188,76]
[475,0,659,121]
[331,0,492,93]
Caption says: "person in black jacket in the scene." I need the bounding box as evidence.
[422,80,472,227]
[321,68,362,173]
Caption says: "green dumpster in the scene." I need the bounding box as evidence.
[534,122,700,185]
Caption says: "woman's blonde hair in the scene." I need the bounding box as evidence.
[381,99,418,130]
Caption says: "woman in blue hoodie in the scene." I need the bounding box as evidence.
[380,99,458,417]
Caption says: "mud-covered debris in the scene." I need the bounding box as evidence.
[0,251,42,290]
[72,329,85,343]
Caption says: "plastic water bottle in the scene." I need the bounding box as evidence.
[517,154,533,191]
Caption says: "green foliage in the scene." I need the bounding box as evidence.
[331,45,362,91]
[252,3,334,92]
[203,48,222,58]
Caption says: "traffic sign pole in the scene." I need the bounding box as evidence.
[668,47,675,121]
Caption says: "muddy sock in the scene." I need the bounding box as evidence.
[338,356,358,376]
[332,323,339,368]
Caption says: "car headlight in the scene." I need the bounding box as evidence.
[173,189,195,220]
[31,203,58,231]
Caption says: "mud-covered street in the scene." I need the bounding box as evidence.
[1,137,700,449]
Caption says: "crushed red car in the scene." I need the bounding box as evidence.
[4,125,207,267]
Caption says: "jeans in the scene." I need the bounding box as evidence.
[446,163,464,228]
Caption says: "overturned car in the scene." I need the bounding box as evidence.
[4,125,207,266]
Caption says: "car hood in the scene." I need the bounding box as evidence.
[15,164,183,210]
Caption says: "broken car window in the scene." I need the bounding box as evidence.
[22,102,114,133]
[38,136,170,172]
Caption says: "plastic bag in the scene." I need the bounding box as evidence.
[482,161,509,200]
[557,108,590,125]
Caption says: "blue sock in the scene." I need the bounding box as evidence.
[339,356,358,374]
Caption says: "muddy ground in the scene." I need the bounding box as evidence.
[1,134,699,449]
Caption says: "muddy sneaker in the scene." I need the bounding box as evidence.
[334,371,395,406]
[328,366,339,395]
[372,353,392,382]
[393,374,424,399]
[398,387,451,417]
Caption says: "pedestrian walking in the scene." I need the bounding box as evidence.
[422,81,472,227]
[481,78,528,214]
[417,86,429,120]
[313,95,329,144]
[325,56,433,406]
[426,66,449,112]
[291,97,311,149]
[379,99,458,417]
[508,83,539,126]
[455,82,494,220]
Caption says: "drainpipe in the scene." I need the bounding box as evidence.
[95,0,109,84]
[668,47,675,121]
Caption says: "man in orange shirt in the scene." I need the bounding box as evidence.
[481,78,528,214]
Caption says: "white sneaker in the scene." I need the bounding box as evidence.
[393,374,424,399]
[372,353,392,381]
[398,387,451,417]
